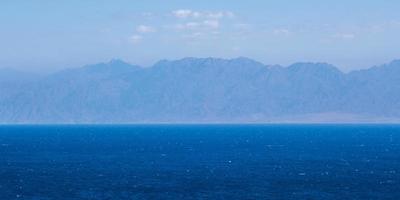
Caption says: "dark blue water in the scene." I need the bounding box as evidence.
[0,125,399,199]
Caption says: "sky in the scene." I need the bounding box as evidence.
[1,0,400,72]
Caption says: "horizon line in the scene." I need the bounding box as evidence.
[1,56,400,74]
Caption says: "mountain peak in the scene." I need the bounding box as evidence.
[231,56,254,61]
[81,59,140,73]
[364,59,400,73]
[153,57,266,69]
[107,59,135,67]
[109,58,128,65]
[229,57,265,66]
[153,57,229,68]
[2,57,400,123]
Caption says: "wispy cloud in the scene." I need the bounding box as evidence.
[172,9,234,19]
[172,9,197,18]
[136,25,156,33]
[167,9,237,43]
[203,20,219,29]
[273,29,291,36]
[205,11,234,19]
[174,20,220,31]
[129,35,143,44]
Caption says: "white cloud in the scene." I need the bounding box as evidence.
[174,20,220,31]
[225,11,235,18]
[203,20,219,29]
[172,9,195,18]
[136,25,156,33]
[183,32,203,39]
[174,23,197,30]
[206,12,224,19]
[130,35,142,44]
[205,11,234,19]
[172,9,234,19]
[333,33,355,40]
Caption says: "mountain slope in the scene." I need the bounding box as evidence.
[0,58,399,123]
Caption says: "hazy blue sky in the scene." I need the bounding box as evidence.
[1,0,400,72]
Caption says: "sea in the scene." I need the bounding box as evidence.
[0,124,399,199]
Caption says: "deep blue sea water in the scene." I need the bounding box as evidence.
[0,125,399,199]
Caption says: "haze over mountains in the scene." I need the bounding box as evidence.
[1,57,399,123]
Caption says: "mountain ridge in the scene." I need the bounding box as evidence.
[1,57,399,123]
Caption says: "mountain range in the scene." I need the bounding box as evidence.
[1,57,400,123]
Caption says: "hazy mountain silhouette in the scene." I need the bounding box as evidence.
[1,57,399,123]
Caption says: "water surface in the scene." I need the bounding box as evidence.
[0,125,399,199]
